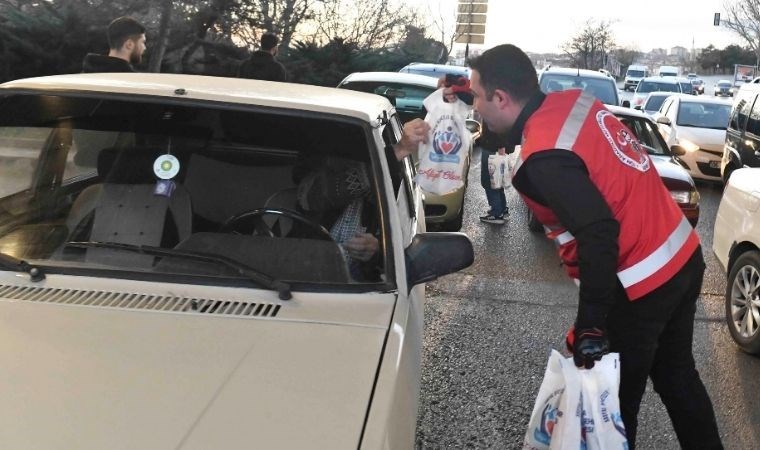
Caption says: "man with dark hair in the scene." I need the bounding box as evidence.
[82,17,146,73]
[238,32,287,82]
[464,44,723,449]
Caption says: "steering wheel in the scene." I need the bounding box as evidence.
[220,208,333,241]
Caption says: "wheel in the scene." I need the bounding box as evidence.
[220,207,333,241]
[527,208,543,232]
[726,250,760,354]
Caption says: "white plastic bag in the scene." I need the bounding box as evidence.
[487,153,511,189]
[523,351,628,450]
[416,89,471,195]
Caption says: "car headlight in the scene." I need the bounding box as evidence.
[677,139,700,152]
[670,189,699,205]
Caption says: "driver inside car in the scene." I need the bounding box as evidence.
[291,155,381,281]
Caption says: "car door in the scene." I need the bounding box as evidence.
[740,95,760,169]
[657,98,677,144]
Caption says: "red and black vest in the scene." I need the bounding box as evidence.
[512,90,699,300]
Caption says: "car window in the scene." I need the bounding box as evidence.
[617,115,669,155]
[679,82,691,93]
[0,93,387,287]
[627,70,645,77]
[637,80,680,93]
[644,95,668,112]
[660,98,673,115]
[539,73,617,104]
[339,81,435,123]
[746,98,760,136]
[676,102,732,129]
[729,96,753,132]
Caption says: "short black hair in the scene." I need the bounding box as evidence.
[261,33,279,51]
[469,44,538,104]
[107,17,145,50]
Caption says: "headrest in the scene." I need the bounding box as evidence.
[293,156,370,212]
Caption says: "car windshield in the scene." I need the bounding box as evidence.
[679,82,691,92]
[717,81,732,87]
[644,95,669,112]
[627,70,646,77]
[0,93,387,287]
[691,79,701,85]
[676,102,732,129]
[637,81,680,93]
[539,73,618,105]
[339,81,435,122]
[616,114,669,156]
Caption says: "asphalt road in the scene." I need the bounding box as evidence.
[416,145,760,449]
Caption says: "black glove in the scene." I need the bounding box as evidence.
[573,327,609,369]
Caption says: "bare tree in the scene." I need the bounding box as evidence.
[562,19,615,70]
[424,0,461,61]
[722,0,760,66]
[148,0,173,73]
[305,0,418,50]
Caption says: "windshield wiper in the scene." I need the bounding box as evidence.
[0,252,45,282]
[65,241,292,300]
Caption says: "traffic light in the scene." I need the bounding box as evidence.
[714,13,720,26]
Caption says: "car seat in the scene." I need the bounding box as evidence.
[61,147,192,267]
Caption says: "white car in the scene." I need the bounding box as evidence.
[636,91,674,117]
[714,80,734,97]
[653,94,732,182]
[631,76,682,109]
[713,168,760,354]
[538,66,621,106]
[0,73,474,449]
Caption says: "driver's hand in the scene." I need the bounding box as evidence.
[343,233,379,262]
[394,119,430,161]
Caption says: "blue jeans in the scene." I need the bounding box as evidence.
[480,149,507,216]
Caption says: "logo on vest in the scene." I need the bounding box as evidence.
[430,120,462,163]
[596,110,650,172]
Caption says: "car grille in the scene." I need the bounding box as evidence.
[696,162,721,177]
[0,284,281,318]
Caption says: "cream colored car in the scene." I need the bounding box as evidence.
[713,167,760,354]
[0,73,473,449]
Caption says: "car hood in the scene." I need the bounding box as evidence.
[651,154,694,187]
[677,127,726,152]
[0,274,396,449]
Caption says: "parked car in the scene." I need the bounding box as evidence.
[0,73,474,449]
[714,80,734,97]
[691,78,706,95]
[713,167,760,354]
[636,91,674,117]
[538,67,621,106]
[337,71,481,231]
[398,62,470,79]
[631,76,682,109]
[525,104,700,231]
[654,94,732,182]
[721,79,760,183]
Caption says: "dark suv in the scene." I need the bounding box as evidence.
[722,80,760,183]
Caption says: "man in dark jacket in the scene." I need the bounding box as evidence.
[238,33,287,82]
[82,17,146,73]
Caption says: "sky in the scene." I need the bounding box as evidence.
[414,0,744,54]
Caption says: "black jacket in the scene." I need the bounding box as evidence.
[238,51,287,82]
[82,54,135,73]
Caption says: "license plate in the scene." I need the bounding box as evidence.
[709,160,720,168]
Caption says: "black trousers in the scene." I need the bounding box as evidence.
[606,248,722,450]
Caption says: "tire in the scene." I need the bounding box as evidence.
[527,209,543,232]
[726,250,760,355]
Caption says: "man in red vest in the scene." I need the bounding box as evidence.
[461,44,721,449]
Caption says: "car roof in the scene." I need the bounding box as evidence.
[399,63,470,76]
[639,76,679,84]
[541,67,613,80]
[671,93,733,104]
[339,72,439,88]
[0,73,392,123]
[607,104,651,119]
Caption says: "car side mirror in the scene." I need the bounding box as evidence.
[671,145,687,156]
[656,116,672,126]
[633,105,642,110]
[622,100,631,108]
[405,232,473,289]
[465,119,481,135]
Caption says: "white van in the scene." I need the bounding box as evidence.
[624,64,648,91]
[659,65,679,77]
